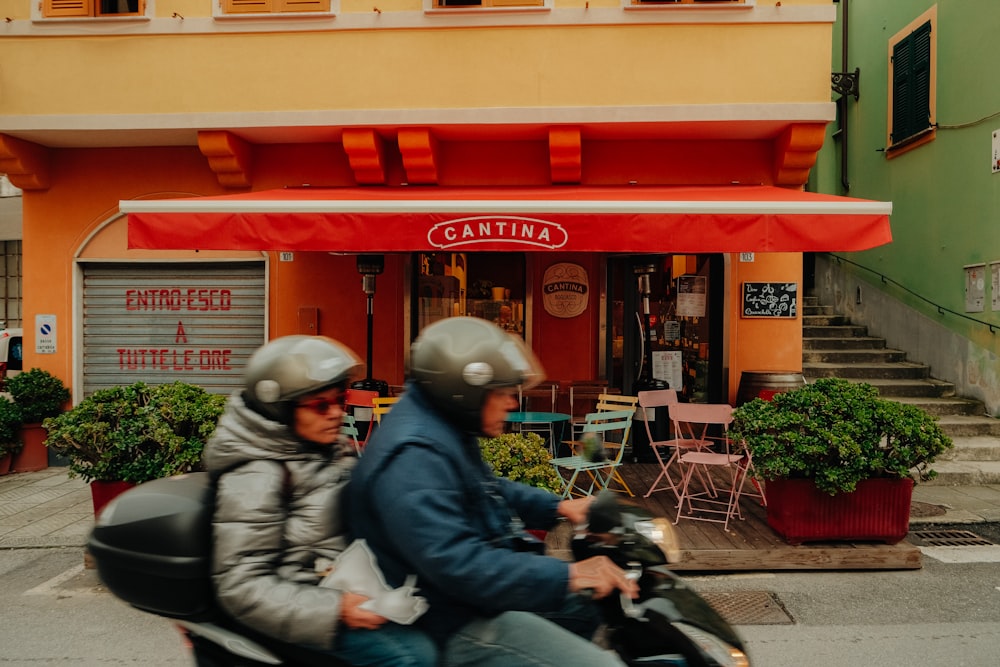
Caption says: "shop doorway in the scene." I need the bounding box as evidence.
[607,254,724,404]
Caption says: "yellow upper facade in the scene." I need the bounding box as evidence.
[1,0,836,131]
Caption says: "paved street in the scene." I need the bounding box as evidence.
[3,468,1000,665]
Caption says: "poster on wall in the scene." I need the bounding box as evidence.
[676,275,707,317]
[651,350,683,391]
[542,262,589,318]
[965,264,985,313]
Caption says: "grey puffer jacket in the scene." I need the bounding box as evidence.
[203,392,356,651]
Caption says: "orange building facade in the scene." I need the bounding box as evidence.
[0,0,889,408]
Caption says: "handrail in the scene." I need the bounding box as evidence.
[828,254,996,334]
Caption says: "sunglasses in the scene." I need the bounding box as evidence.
[297,395,347,416]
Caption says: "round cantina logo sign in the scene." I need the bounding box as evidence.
[427,216,569,250]
[542,262,589,318]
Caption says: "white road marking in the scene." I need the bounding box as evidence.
[24,564,100,597]
[919,545,1000,563]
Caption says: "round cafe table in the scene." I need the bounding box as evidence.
[504,411,571,456]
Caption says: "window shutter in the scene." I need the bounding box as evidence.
[43,0,92,17]
[891,20,932,146]
[223,0,273,13]
[278,0,330,11]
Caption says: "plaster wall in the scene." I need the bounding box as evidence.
[0,24,832,116]
[728,252,802,405]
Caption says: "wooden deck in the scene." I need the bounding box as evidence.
[606,463,922,571]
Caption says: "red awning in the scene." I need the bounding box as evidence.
[123,185,892,253]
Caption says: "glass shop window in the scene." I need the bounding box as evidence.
[415,252,526,336]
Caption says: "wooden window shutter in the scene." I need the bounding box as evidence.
[43,0,92,17]
[279,0,330,11]
[891,20,932,146]
[223,0,273,13]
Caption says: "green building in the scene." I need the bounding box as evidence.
[814,0,1000,416]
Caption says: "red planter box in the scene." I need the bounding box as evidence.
[765,477,914,545]
[91,480,137,518]
[12,423,48,473]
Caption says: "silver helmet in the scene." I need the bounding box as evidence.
[243,335,363,424]
[410,317,544,431]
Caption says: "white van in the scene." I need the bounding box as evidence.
[0,328,23,390]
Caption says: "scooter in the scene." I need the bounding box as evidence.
[88,475,748,666]
[576,491,750,667]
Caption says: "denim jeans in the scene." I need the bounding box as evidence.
[442,596,627,667]
[333,623,438,667]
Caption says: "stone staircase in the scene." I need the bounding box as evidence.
[802,295,1000,485]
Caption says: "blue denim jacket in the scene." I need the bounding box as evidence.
[348,383,568,642]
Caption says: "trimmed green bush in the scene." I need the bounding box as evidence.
[6,368,70,424]
[730,377,953,496]
[0,398,23,458]
[480,431,562,494]
[42,381,226,484]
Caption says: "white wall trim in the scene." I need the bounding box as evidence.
[0,102,837,147]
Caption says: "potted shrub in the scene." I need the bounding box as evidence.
[729,378,953,545]
[0,398,23,475]
[42,381,227,515]
[480,431,563,495]
[6,367,70,472]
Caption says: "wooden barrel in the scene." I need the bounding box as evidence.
[736,371,806,406]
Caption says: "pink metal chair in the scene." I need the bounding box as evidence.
[670,403,753,532]
[638,389,714,504]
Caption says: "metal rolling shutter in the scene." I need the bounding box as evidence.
[82,262,265,396]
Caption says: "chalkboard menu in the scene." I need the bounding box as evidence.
[741,282,798,318]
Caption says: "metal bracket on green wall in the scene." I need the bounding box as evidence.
[831,68,860,101]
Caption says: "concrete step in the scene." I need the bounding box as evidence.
[803,348,908,364]
[801,376,955,398]
[937,435,1000,462]
[920,460,1000,486]
[893,396,989,418]
[802,304,834,316]
[933,415,1000,438]
[803,361,930,380]
[803,336,886,350]
[802,325,870,338]
[802,314,851,326]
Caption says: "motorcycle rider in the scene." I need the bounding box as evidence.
[349,317,638,667]
[204,335,437,667]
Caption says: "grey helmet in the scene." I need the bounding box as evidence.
[410,317,544,432]
[243,335,364,424]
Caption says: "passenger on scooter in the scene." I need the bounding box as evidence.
[349,317,638,667]
[203,335,437,667]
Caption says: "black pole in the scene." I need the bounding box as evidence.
[352,256,389,399]
[365,291,374,379]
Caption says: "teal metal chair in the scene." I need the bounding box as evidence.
[550,409,635,499]
[341,414,362,455]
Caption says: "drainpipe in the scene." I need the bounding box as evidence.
[831,0,860,192]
